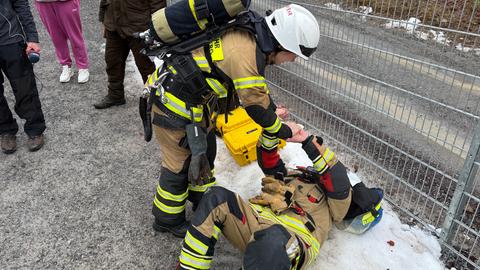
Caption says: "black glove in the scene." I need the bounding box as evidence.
[139,97,152,142]
[185,123,212,186]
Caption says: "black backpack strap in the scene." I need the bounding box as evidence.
[194,0,210,20]
[203,43,235,123]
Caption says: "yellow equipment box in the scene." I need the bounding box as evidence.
[223,122,262,166]
[219,108,287,166]
[215,107,252,136]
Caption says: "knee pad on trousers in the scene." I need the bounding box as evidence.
[192,186,243,227]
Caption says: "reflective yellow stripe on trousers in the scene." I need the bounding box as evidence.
[156,184,188,202]
[249,203,321,266]
[153,196,185,214]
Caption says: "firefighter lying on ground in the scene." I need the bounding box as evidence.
[176,130,384,270]
[145,4,322,237]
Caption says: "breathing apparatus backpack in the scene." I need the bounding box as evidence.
[151,0,251,44]
[137,0,264,141]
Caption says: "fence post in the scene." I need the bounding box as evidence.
[441,121,480,243]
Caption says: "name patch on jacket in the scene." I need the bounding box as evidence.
[209,38,224,61]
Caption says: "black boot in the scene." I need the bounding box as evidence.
[153,219,189,238]
[27,134,44,152]
[1,134,17,154]
[94,96,126,109]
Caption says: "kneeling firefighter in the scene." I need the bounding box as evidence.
[175,131,384,270]
[143,3,320,237]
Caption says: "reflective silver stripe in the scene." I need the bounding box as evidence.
[153,196,185,214]
[163,92,203,122]
[156,184,188,202]
[313,149,334,174]
[189,179,217,192]
[260,135,279,150]
[179,250,211,269]
[313,157,328,174]
[233,79,266,89]
[323,148,334,163]
[264,117,282,133]
[182,247,212,259]
[206,78,227,98]
[184,231,209,254]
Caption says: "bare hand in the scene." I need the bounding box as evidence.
[275,106,288,120]
[285,121,302,137]
[287,129,310,143]
[26,42,41,54]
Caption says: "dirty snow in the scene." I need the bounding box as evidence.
[323,3,478,55]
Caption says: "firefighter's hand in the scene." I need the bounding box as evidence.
[188,154,212,186]
[285,121,302,137]
[287,129,309,143]
[275,106,289,120]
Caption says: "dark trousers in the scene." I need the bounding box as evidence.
[0,42,45,137]
[104,29,155,100]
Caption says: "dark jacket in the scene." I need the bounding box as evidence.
[0,0,39,45]
[99,0,165,38]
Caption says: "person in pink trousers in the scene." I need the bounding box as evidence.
[35,0,89,83]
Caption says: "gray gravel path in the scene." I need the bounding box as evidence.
[1,1,239,269]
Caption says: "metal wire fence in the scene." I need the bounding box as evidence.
[250,0,480,268]
[165,0,480,267]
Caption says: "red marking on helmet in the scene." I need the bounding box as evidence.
[242,215,246,224]
[286,6,293,16]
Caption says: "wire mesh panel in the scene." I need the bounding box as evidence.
[165,0,479,267]
[250,0,480,268]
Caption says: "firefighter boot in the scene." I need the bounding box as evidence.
[153,219,189,238]
[1,134,16,154]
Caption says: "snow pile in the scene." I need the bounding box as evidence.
[456,43,480,56]
[384,18,480,55]
[215,141,446,270]
[385,17,421,33]
[358,6,373,22]
[324,3,343,11]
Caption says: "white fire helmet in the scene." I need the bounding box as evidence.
[265,4,320,60]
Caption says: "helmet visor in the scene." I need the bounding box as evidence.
[300,45,316,58]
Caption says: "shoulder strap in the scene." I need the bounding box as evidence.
[203,43,235,123]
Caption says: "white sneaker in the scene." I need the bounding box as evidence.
[59,65,74,83]
[78,69,89,84]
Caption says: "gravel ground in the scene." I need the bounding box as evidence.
[1,1,239,269]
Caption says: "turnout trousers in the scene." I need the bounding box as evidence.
[177,186,301,270]
[0,42,45,137]
[152,105,217,226]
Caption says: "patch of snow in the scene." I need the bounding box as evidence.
[385,17,421,33]
[358,6,373,22]
[456,43,480,56]
[429,30,451,45]
[383,18,480,54]
[324,3,343,11]
[359,6,373,15]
